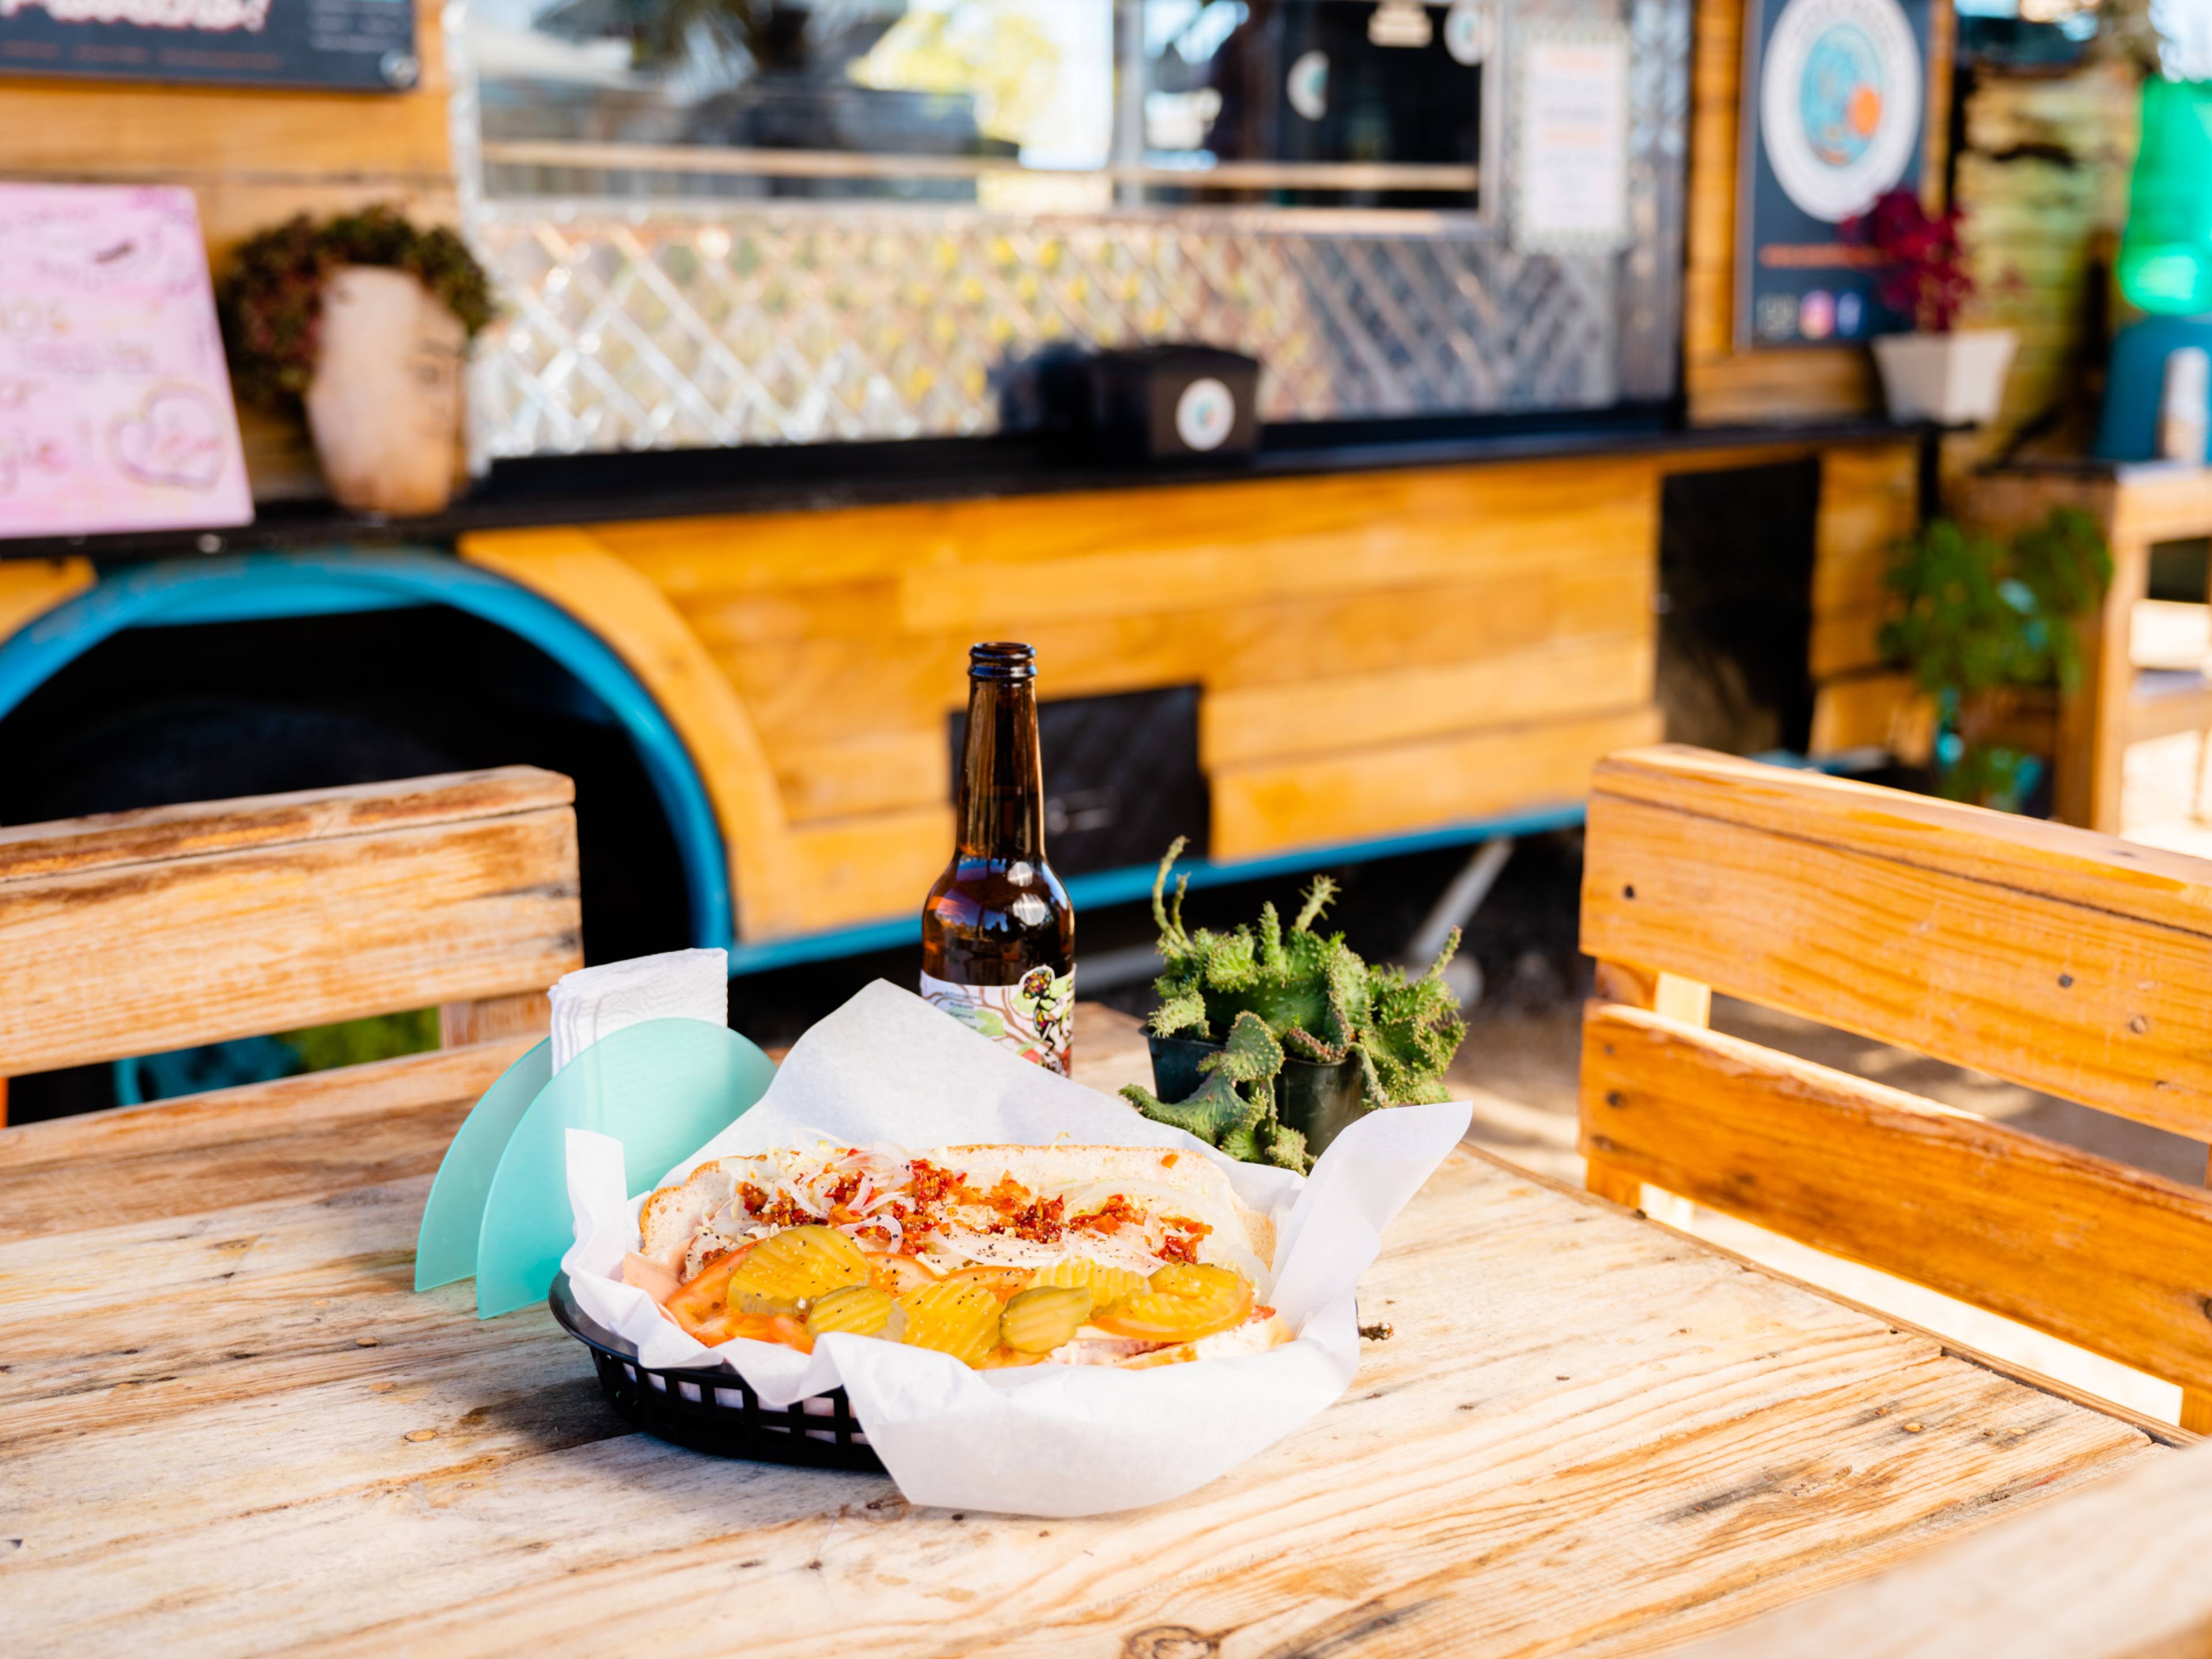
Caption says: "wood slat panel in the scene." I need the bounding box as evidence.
[1808,668,1928,759]
[1200,634,1654,770]
[1581,747,2212,1138]
[0,805,580,1075]
[784,804,955,932]
[0,1040,528,1243]
[592,458,1662,602]
[690,558,1648,755]
[895,469,1657,634]
[1812,444,1918,620]
[0,767,571,881]
[773,726,948,823]
[1582,1002,2212,1389]
[1214,705,1661,859]
[1810,601,1891,680]
[1671,1437,2212,1659]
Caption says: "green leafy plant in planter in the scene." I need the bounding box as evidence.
[1120,839,1467,1171]
[1880,506,2112,812]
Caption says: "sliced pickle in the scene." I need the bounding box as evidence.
[999,1285,1090,1354]
[805,1283,899,1340]
[1150,1262,1248,1301]
[1029,1257,1148,1311]
[896,1278,1002,1368]
[941,1264,1035,1299]
[1089,1262,1254,1343]
[726,1224,869,1315]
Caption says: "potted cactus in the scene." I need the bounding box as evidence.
[1121,839,1467,1171]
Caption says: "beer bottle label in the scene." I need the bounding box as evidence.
[919,965,1075,1076]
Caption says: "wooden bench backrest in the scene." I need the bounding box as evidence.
[0,768,584,1080]
[1577,744,2212,1433]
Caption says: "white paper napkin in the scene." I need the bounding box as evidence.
[548,947,728,1072]
[561,979,1468,1517]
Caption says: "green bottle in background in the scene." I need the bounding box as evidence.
[2118,77,2212,316]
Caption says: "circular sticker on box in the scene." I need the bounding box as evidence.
[1444,1,1495,65]
[1759,0,1921,223]
[1175,376,1236,452]
[1287,50,1329,122]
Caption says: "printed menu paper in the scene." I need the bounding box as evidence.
[0,183,253,537]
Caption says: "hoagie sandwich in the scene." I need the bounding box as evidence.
[626,1142,1290,1369]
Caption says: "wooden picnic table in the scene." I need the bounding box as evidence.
[2,1003,2189,1657]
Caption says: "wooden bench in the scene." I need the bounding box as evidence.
[1578,744,2212,1434]
[0,768,584,1123]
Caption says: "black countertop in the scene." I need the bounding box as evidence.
[6,409,1926,566]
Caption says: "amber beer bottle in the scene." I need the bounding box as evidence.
[921,642,1076,1074]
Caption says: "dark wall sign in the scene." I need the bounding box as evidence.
[1736,0,1933,350]
[0,0,418,92]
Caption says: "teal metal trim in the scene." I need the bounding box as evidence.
[0,549,733,951]
[724,799,1590,977]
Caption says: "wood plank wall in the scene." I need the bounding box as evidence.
[1685,0,1955,426]
[468,456,1681,937]
[1949,62,2139,469]
[0,0,456,500]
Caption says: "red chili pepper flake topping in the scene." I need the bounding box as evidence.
[1070,1193,1141,1236]
[756,1192,814,1228]
[1156,1232,1199,1264]
[738,1181,768,1213]
[1003,1194,1064,1244]
[907,1160,970,1206]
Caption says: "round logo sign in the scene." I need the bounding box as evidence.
[1759,0,1921,222]
[1175,377,1237,452]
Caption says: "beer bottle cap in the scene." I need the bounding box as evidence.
[968,641,1036,681]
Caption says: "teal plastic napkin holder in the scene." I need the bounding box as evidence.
[414,1017,776,1317]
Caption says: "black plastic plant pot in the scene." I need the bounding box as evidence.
[1145,1032,1373,1159]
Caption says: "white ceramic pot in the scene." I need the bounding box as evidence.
[304,264,467,517]
[1869,328,2018,426]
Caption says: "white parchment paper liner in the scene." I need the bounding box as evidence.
[562,980,1469,1516]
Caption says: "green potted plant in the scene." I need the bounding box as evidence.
[1881,507,2112,812]
[1120,839,1467,1171]
[220,206,495,517]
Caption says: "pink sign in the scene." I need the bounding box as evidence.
[0,183,253,538]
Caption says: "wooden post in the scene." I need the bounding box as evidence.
[2083,534,2150,834]
[1584,960,1713,1207]
[2191,1144,2212,1436]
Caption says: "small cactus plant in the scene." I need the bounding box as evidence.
[1121,839,1467,1169]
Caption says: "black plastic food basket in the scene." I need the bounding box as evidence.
[548,1271,885,1473]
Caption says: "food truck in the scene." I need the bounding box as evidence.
[6,0,2112,984]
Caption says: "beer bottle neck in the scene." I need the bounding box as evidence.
[959,676,1044,861]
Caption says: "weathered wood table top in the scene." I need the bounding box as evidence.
[1,1009,2183,1657]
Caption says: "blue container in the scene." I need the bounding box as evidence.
[2094,315,2212,463]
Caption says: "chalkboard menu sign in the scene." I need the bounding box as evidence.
[0,0,418,92]
[1736,0,1933,350]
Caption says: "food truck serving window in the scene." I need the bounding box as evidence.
[459,0,1687,457]
[472,0,1494,213]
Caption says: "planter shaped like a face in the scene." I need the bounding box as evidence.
[304,265,466,517]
